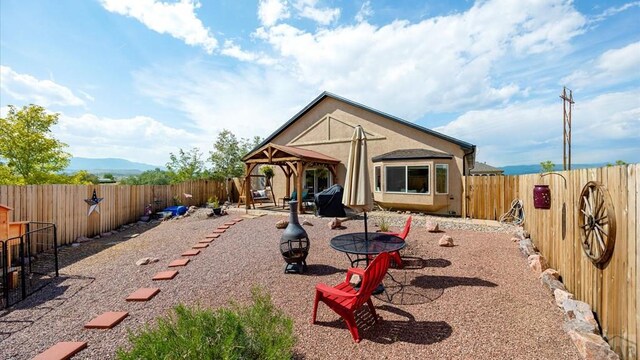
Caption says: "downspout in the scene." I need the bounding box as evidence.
[462,145,476,218]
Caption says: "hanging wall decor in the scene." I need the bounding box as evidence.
[84,189,104,216]
[578,181,616,265]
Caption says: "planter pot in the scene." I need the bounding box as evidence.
[213,207,222,215]
[140,215,150,222]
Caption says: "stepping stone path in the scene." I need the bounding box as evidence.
[34,341,87,360]
[168,258,190,267]
[182,249,200,256]
[35,216,246,358]
[126,288,160,302]
[152,270,179,280]
[85,311,129,329]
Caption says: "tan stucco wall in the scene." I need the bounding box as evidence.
[263,97,468,215]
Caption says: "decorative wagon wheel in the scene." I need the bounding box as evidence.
[578,181,616,265]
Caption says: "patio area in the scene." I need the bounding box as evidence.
[0,208,580,359]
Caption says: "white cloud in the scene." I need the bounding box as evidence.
[436,90,640,165]
[590,1,640,23]
[221,40,278,65]
[133,62,315,142]
[0,66,85,107]
[562,42,640,89]
[258,0,290,27]
[254,0,584,119]
[292,0,340,25]
[355,1,373,23]
[55,112,203,165]
[99,0,217,53]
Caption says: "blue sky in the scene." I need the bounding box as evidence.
[1,0,638,167]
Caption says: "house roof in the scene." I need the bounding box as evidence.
[372,149,453,162]
[470,162,504,174]
[250,91,476,154]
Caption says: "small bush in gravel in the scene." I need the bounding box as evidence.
[116,287,295,360]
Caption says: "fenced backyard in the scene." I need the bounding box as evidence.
[464,164,639,359]
[0,180,227,248]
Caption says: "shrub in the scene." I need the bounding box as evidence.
[117,287,295,360]
[378,216,390,232]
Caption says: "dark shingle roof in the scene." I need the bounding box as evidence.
[250,91,475,154]
[372,149,453,162]
[470,162,504,174]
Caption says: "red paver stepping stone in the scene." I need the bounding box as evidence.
[217,225,230,229]
[212,229,226,234]
[182,249,200,256]
[126,288,160,302]
[168,258,190,267]
[152,270,178,280]
[192,243,209,249]
[205,233,220,239]
[34,341,88,360]
[233,218,244,222]
[199,238,214,243]
[224,222,236,226]
[84,311,129,329]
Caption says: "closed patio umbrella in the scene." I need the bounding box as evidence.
[342,125,373,238]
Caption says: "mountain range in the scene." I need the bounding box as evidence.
[499,163,607,175]
[66,157,161,175]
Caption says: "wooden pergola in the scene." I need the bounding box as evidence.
[242,143,340,213]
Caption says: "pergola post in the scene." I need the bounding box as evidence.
[244,163,257,212]
[296,161,304,213]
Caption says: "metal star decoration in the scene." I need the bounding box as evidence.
[84,189,103,216]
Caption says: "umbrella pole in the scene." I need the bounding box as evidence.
[364,211,369,267]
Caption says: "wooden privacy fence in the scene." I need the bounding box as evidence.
[464,164,638,359]
[0,180,226,249]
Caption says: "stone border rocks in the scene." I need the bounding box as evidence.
[513,228,619,360]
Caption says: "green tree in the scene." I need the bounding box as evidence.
[540,160,555,173]
[607,160,628,167]
[120,168,171,185]
[0,105,71,184]
[166,147,205,183]
[0,162,23,185]
[103,173,115,181]
[209,130,263,180]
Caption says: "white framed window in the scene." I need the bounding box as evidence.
[374,166,381,192]
[384,165,430,194]
[436,164,448,194]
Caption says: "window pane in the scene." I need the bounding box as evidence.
[385,166,406,192]
[408,166,429,193]
[305,170,315,195]
[317,168,329,192]
[436,164,448,194]
[374,166,381,191]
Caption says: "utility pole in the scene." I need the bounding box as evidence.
[560,87,575,170]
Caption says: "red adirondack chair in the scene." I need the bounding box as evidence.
[312,252,391,343]
[384,216,412,268]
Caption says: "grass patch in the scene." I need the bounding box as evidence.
[116,287,295,360]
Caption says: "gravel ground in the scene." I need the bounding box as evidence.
[0,208,580,360]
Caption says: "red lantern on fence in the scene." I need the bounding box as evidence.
[533,185,551,209]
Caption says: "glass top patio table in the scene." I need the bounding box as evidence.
[330,232,405,267]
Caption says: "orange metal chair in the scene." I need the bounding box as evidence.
[311,252,391,343]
